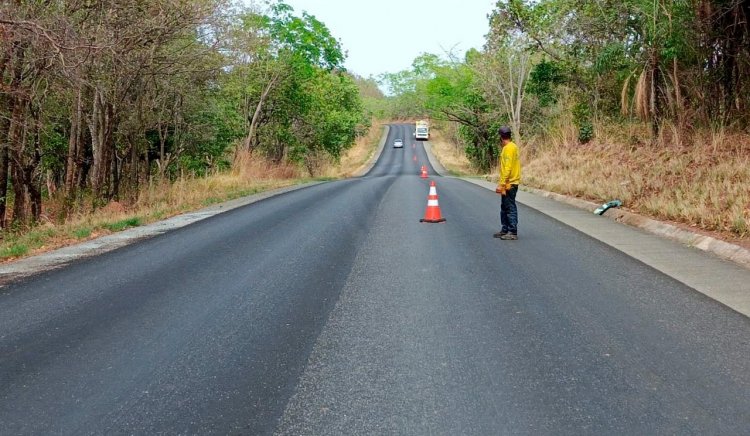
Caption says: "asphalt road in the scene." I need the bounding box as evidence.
[1,124,749,435]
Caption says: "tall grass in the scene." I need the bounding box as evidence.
[429,120,749,241]
[0,153,302,261]
[428,129,476,176]
[0,128,384,262]
[523,122,750,239]
[319,120,386,178]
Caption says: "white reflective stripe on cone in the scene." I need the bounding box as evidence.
[429,187,437,196]
[427,199,439,206]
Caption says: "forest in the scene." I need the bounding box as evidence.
[375,0,748,237]
[2,0,748,244]
[0,0,369,228]
[380,0,749,169]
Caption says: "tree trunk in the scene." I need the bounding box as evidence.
[65,86,83,196]
[672,57,684,128]
[649,53,662,138]
[129,134,140,197]
[88,88,115,202]
[0,114,10,229]
[10,100,28,225]
[29,111,42,222]
[483,128,497,172]
[158,116,167,178]
[88,88,103,196]
[244,75,278,150]
[0,46,10,228]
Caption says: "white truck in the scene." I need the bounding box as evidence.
[415,120,429,140]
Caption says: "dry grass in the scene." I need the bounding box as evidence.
[428,120,749,245]
[523,122,750,243]
[0,153,304,261]
[428,129,476,176]
[319,120,387,178]
[0,123,386,262]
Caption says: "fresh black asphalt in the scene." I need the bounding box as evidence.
[1,124,748,434]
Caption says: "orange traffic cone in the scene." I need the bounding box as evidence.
[413,154,417,162]
[420,181,446,223]
[420,166,428,179]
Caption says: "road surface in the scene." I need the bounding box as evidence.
[1,124,749,434]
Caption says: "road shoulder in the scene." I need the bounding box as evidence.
[0,126,392,283]
[462,177,750,318]
[353,125,390,177]
[421,139,750,317]
[0,182,323,283]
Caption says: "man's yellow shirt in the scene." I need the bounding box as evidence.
[499,141,521,186]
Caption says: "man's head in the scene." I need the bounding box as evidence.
[499,126,512,143]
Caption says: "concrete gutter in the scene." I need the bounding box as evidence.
[520,186,750,271]
[352,125,389,177]
[422,139,750,317]
[0,182,322,283]
[0,125,393,283]
[423,139,750,271]
[423,141,448,176]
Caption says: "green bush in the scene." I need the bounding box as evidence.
[103,217,142,232]
[1,244,28,259]
[72,227,92,239]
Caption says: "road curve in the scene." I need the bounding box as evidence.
[1,124,749,435]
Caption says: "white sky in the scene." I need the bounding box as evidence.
[274,0,497,79]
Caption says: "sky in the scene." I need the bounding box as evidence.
[274,0,497,79]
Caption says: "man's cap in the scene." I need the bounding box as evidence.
[499,126,512,136]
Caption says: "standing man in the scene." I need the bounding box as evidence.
[494,126,521,240]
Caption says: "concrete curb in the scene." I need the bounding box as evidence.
[0,182,323,282]
[458,176,750,317]
[352,125,389,177]
[0,125,391,282]
[420,139,750,272]
[423,141,449,177]
[520,185,750,271]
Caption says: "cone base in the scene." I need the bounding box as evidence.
[420,218,446,223]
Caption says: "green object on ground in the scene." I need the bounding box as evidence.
[594,200,622,215]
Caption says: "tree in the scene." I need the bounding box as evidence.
[475,40,533,144]
[0,0,366,230]
[227,2,348,154]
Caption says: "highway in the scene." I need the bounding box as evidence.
[1,124,749,434]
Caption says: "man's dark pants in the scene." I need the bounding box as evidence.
[500,185,519,234]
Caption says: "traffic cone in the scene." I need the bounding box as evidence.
[420,166,428,179]
[413,154,417,162]
[420,181,446,223]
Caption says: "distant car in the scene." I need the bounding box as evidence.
[393,139,404,148]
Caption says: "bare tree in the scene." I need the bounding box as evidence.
[476,43,533,143]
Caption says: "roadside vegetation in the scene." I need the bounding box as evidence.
[0,1,387,261]
[375,0,749,244]
[429,122,750,246]
[427,128,476,177]
[3,0,747,260]
[0,122,384,261]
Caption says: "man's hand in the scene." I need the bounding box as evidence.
[505,183,512,192]
[495,185,506,196]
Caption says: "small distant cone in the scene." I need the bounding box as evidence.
[420,166,428,179]
[412,143,416,149]
[413,154,417,162]
[420,181,446,223]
